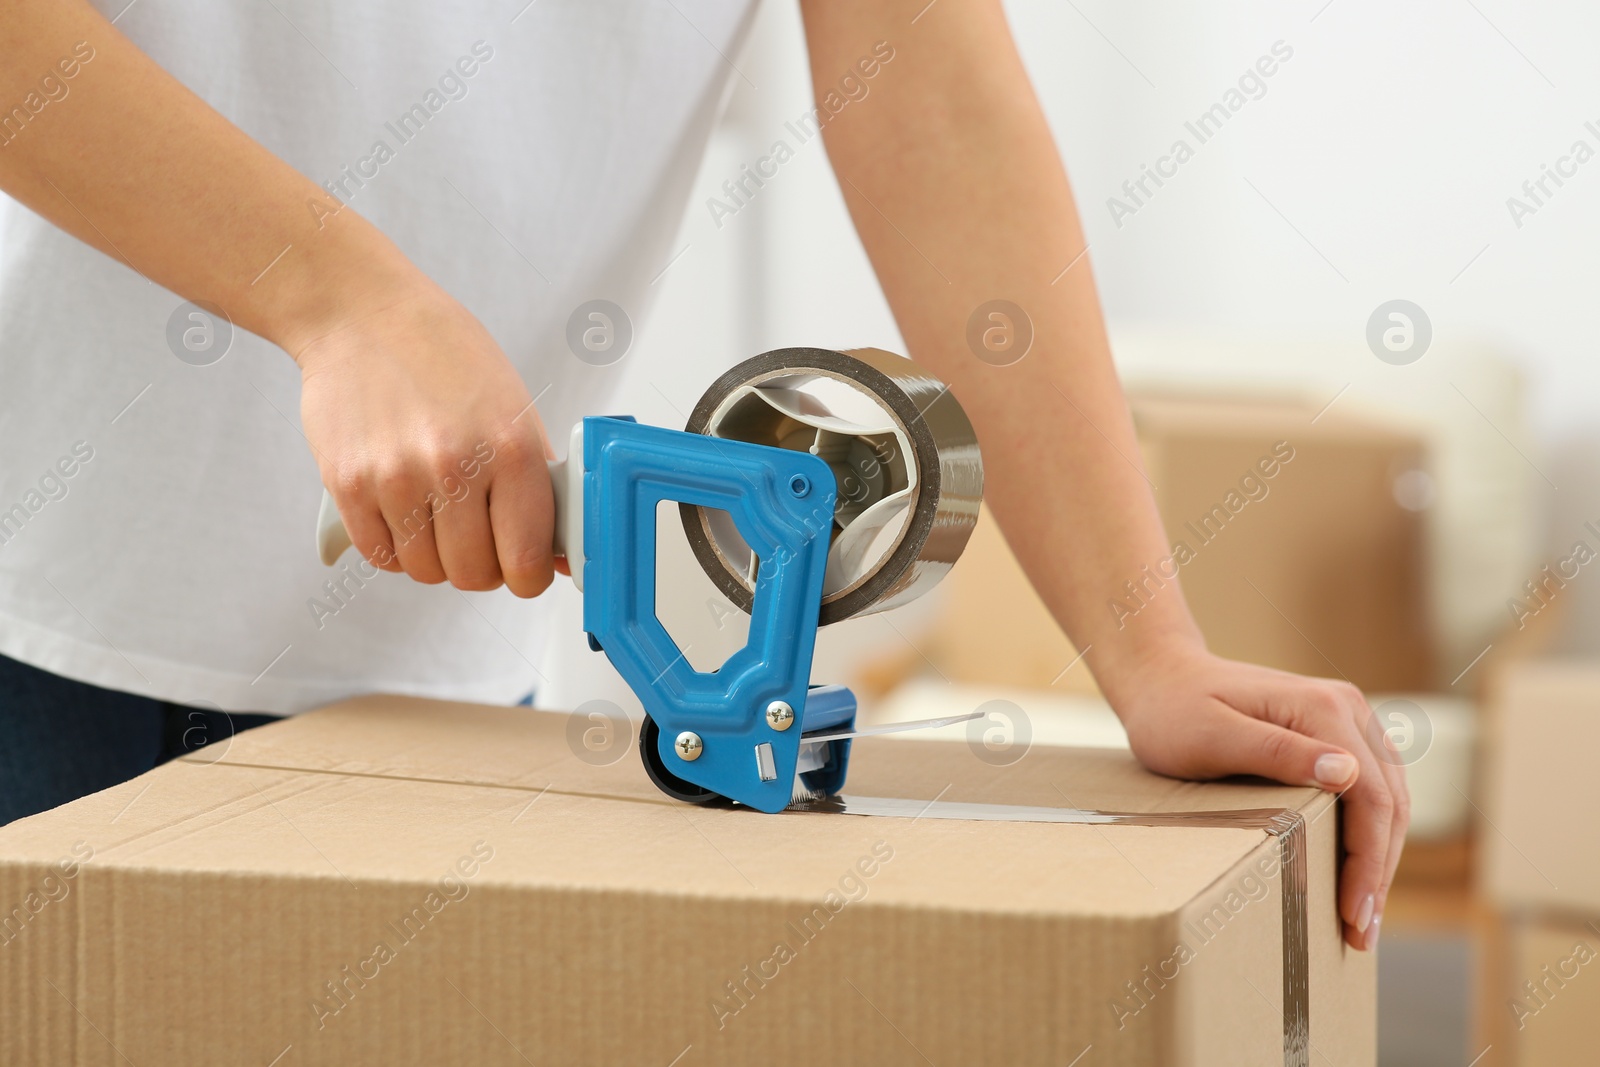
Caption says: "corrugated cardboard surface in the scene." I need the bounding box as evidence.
[0,695,1373,1066]
[1480,661,1600,914]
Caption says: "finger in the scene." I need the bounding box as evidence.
[332,491,402,573]
[1228,679,1395,951]
[1360,705,1412,949]
[1178,704,1361,790]
[379,480,448,585]
[1287,689,1394,951]
[1336,760,1396,950]
[1379,761,1411,899]
[431,468,503,591]
[1369,784,1408,950]
[1324,702,1396,950]
[485,437,555,598]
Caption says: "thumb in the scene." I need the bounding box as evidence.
[1199,714,1361,791]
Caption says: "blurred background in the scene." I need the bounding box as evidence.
[534,2,1600,1063]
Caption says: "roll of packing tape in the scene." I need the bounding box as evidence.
[681,347,983,625]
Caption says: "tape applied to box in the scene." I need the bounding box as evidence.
[796,795,1311,1067]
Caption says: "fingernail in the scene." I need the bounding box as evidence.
[1313,753,1358,788]
[1364,914,1382,952]
[1354,893,1375,933]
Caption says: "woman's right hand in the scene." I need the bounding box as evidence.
[0,2,561,597]
[293,274,560,597]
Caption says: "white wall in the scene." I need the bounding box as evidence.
[650,0,1600,425]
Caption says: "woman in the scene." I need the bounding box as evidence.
[0,0,1403,953]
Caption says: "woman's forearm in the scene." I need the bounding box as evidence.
[0,0,416,355]
[800,0,1204,696]
[1,1,562,597]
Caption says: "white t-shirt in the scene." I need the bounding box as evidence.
[0,0,756,713]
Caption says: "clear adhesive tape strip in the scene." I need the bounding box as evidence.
[792,795,1311,1067]
[681,347,983,626]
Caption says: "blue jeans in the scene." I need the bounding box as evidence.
[0,652,277,826]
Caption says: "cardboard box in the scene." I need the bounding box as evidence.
[1480,660,1600,914]
[1482,913,1600,1067]
[0,695,1373,1066]
[926,393,1433,694]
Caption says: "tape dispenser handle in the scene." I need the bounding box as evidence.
[316,423,587,571]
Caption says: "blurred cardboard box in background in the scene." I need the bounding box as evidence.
[924,392,1434,695]
[1486,914,1600,1067]
[1472,660,1600,1066]
[1479,660,1600,914]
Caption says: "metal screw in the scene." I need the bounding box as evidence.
[765,700,794,731]
[675,731,703,761]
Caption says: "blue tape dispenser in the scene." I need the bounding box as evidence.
[317,347,983,812]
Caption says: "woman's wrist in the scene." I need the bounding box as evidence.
[249,209,427,367]
[1089,613,1208,713]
